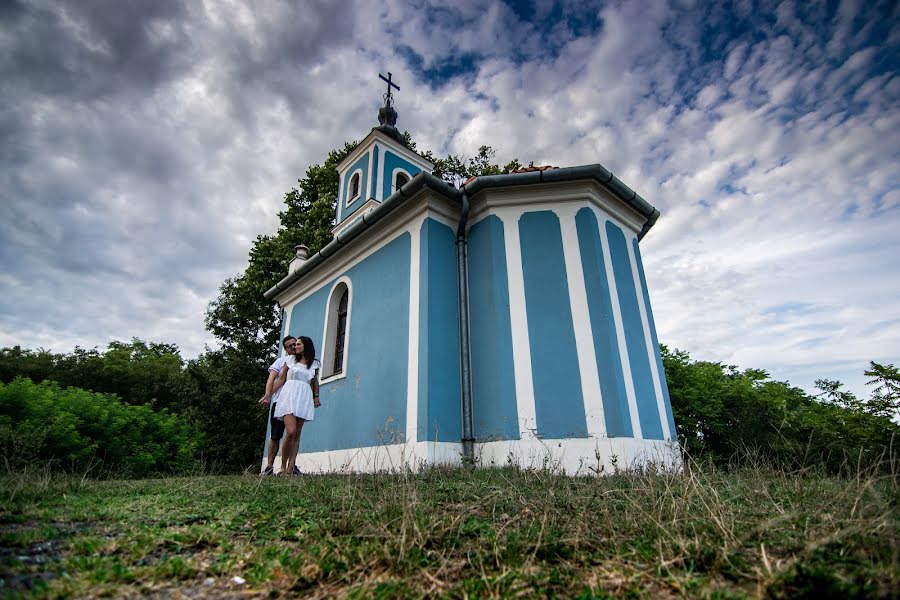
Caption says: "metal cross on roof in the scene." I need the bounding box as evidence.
[379,72,400,107]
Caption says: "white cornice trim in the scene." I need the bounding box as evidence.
[467,181,646,235]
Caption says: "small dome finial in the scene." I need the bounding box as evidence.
[378,72,400,126]
[378,104,398,127]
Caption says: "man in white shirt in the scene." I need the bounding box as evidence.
[259,336,296,475]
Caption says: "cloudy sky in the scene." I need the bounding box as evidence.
[2,0,898,398]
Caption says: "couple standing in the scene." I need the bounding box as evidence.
[260,335,321,475]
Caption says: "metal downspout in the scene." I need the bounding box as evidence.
[456,185,475,464]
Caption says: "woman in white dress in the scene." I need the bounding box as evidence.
[272,336,320,474]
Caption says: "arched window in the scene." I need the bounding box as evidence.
[321,279,351,380]
[349,173,361,202]
[395,172,409,191]
[333,289,348,374]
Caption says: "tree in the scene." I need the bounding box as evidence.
[424,145,523,187]
[0,346,56,386]
[865,361,900,420]
[181,348,265,470]
[0,339,186,410]
[814,378,863,412]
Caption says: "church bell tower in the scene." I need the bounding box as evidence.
[332,72,434,236]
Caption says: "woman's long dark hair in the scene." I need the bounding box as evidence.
[297,336,316,367]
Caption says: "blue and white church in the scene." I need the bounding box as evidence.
[262,75,679,474]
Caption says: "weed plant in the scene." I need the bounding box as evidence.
[0,452,897,598]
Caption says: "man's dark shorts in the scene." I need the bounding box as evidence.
[269,401,285,441]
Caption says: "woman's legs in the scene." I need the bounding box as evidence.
[286,418,305,472]
[280,415,297,474]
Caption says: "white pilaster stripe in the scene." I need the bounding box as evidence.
[498,207,538,438]
[596,211,643,439]
[283,303,293,351]
[366,147,375,200]
[626,235,671,440]
[553,206,606,438]
[405,217,424,449]
[336,171,345,222]
[376,144,384,201]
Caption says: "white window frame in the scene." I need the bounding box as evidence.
[320,277,353,384]
[346,169,364,207]
[392,167,412,193]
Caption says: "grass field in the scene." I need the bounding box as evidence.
[1,460,897,598]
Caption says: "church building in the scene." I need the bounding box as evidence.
[262,75,679,474]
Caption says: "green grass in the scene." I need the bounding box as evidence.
[0,460,896,598]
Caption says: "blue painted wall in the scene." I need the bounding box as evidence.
[467,215,519,440]
[287,233,411,451]
[632,238,677,439]
[381,150,421,200]
[606,221,664,439]
[576,208,632,437]
[339,151,370,224]
[417,218,462,442]
[519,211,588,439]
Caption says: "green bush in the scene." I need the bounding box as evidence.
[0,377,201,477]
[662,346,899,473]
[0,341,273,473]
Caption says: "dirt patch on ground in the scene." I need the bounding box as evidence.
[0,520,111,594]
[0,537,64,593]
